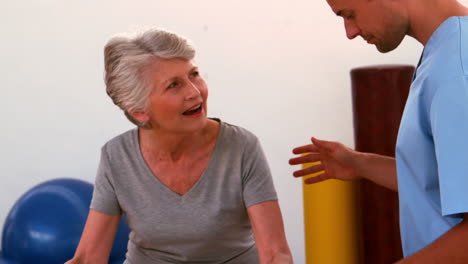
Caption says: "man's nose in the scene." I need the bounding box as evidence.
[344,20,361,40]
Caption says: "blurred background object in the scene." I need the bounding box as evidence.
[1,178,129,264]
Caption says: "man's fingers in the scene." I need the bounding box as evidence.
[304,172,330,184]
[311,137,335,151]
[292,163,325,177]
[292,144,319,154]
[289,153,321,165]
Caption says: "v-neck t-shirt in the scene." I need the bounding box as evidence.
[90,120,278,263]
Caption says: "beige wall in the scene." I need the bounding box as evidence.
[2,0,465,261]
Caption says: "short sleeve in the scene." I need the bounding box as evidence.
[430,76,468,216]
[90,146,122,215]
[241,135,278,208]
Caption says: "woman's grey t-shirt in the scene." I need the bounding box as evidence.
[90,120,278,263]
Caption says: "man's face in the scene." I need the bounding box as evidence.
[327,0,408,53]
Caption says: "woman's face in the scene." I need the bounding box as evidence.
[139,58,209,134]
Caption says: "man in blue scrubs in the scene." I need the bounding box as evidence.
[289,0,468,262]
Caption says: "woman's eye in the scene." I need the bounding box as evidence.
[191,71,200,77]
[168,82,178,89]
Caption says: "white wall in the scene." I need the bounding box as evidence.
[2,0,466,262]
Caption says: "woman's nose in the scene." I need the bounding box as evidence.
[185,82,201,100]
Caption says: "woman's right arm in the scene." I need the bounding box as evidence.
[65,209,121,264]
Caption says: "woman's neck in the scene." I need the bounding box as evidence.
[138,119,219,162]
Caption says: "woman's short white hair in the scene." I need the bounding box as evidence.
[104,27,196,128]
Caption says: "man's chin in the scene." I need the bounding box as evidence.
[375,38,405,53]
[376,44,397,53]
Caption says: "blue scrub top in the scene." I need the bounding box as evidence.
[396,16,468,256]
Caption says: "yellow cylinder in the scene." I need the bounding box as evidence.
[303,161,360,264]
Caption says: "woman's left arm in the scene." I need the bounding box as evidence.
[248,200,293,264]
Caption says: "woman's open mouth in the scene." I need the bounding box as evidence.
[182,104,202,115]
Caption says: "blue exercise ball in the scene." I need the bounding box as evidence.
[0,251,18,264]
[2,178,93,264]
[0,258,18,264]
[1,178,130,264]
[109,258,125,264]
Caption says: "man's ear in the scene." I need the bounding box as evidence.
[130,112,150,123]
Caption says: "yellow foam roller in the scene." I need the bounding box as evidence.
[303,161,360,264]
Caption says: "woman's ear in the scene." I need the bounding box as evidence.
[130,112,150,123]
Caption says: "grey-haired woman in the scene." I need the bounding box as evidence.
[65,28,292,264]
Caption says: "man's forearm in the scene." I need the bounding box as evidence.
[355,152,398,191]
[395,215,468,264]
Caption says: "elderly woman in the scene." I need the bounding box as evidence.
[65,28,292,264]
